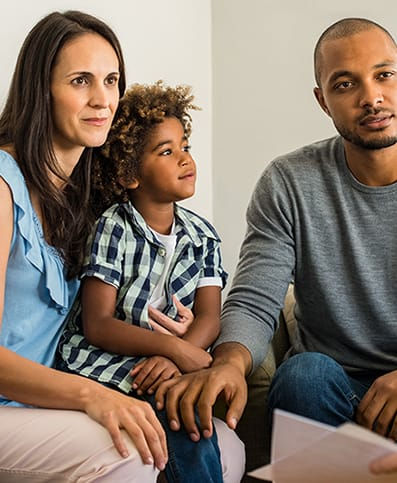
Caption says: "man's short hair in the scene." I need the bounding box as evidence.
[314,18,397,87]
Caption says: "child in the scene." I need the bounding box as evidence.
[58,82,239,482]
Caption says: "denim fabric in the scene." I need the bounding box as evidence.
[268,352,379,427]
[143,394,223,483]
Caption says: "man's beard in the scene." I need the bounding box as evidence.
[334,116,397,150]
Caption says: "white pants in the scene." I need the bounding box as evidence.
[0,407,245,482]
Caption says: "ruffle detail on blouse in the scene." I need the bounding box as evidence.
[0,150,69,310]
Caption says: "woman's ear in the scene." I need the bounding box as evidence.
[120,177,140,190]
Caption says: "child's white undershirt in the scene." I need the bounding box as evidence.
[149,220,222,312]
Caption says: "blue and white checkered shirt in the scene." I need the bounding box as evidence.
[59,202,227,393]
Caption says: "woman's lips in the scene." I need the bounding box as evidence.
[82,117,108,126]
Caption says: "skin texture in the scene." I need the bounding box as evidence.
[370,452,397,475]
[155,28,397,460]
[130,117,196,211]
[0,32,168,471]
[50,33,120,173]
[314,28,397,186]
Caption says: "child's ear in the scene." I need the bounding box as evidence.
[120,177,140,190]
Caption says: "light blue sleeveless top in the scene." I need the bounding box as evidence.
[0,150,79,406]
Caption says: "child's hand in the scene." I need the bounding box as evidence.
[171,339,213,373]
[148,295,194,337]
[131,356,181,395]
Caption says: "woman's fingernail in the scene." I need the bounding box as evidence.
[145,456,154,465]
[190,432,200,442]
[203,429,211,438]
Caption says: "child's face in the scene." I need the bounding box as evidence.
[132,117,196,203]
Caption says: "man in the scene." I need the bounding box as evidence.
[156,18,397,474]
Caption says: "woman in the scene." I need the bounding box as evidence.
[0,11,166,482]
[0,10,244,483]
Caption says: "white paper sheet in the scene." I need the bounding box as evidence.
[249,409,397,482]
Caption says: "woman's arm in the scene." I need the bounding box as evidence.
[82,277,212,372]
[0,347,167,467]
[0,177,13,332]
[0,178,167,467]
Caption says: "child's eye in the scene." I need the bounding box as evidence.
[183,145,191,152]
[378,71,395,80]
[160,149,172,156]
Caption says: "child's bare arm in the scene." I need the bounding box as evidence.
[148,287,221,349]
[182,286,221,349]
[82,277,211,371]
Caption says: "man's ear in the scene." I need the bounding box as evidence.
[314,87,330,116]
[120,177,140,190]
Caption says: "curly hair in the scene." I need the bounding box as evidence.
[92,81,198,215]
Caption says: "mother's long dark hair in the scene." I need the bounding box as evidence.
[0,10,126,278]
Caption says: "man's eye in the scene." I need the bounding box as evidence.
[335,81,352,90]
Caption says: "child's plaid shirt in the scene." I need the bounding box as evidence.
[58,202,227,393]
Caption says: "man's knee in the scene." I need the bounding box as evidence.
[268,352,355,426]
[271,352,342,393]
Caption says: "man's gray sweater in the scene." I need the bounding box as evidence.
[218,136,397,374]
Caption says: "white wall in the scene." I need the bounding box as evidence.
[0,0,213,220]
[3,1,397,287]
[212,0,397,287]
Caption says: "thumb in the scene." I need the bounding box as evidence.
[172,294,186,312]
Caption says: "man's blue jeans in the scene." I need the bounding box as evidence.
[268,352,383,427]
[143,393,223,483]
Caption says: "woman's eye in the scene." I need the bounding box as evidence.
[106,75,119,85]
[72,76,88,86]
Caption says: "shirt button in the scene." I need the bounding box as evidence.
[158,248,166,256]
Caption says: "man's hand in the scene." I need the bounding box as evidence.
[130,356,181,395]
[155,349,249,442]
[356,370,397,438]
[148,296,194,337]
